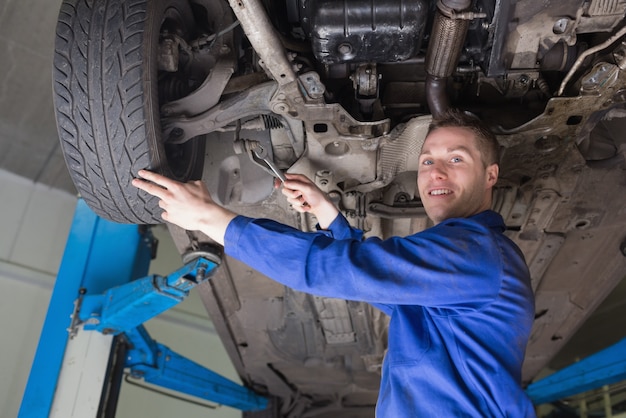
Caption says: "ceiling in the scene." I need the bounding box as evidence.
[1,0,625,385]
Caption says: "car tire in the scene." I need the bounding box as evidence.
[53,0,206,224]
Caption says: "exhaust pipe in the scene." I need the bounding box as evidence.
[425,0,481,118]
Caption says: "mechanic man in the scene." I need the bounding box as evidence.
[133,109,536,417]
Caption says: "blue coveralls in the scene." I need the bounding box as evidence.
[225,209,536,417]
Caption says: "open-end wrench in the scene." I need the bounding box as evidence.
[250,142,310,208]
[251,143,287,183]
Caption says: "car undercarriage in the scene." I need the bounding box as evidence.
[53,0,626,415]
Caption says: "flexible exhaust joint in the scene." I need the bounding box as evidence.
[425,0,472,118]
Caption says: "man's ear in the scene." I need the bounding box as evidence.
[486,163,499,187]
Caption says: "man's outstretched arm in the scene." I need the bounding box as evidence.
[132,170,340,244]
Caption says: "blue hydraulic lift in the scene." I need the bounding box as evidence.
[18,200,267,417]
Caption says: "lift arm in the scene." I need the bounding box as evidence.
[124,325,268,411]
[527,337,626,405]
[77,257,219,335]
[73,253,268,411]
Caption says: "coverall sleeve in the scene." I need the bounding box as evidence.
[225,215,502,309]
[322,215,392,314]
[316,213,364,241]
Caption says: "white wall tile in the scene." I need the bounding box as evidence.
[0,169,76,274]
[0,170,35,260]
[0,265,54,418]
[9,182,76,273]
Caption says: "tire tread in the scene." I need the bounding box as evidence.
[53,0,165,223]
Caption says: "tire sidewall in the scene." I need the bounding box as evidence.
[144,0,205,183]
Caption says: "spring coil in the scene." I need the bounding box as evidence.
[262,115,284,129]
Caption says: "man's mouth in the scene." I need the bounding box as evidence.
[429,188,453,196]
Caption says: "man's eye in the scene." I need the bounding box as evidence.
[451,157,462,163]
[422,159,433,165]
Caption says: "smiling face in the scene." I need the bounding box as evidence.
[417,126,499,224]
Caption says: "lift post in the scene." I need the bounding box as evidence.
[19,200,267,417]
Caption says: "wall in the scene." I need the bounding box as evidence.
[0,169,240,418]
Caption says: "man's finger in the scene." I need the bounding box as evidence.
[132,178,169,199]
[136,169,178,189]
[282,188,301,199]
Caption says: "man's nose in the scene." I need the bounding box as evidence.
[430,164,447,179]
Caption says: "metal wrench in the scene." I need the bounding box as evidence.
[250,141,310,207]
[251,143,287,183]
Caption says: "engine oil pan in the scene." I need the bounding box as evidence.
[300,0,428,64]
